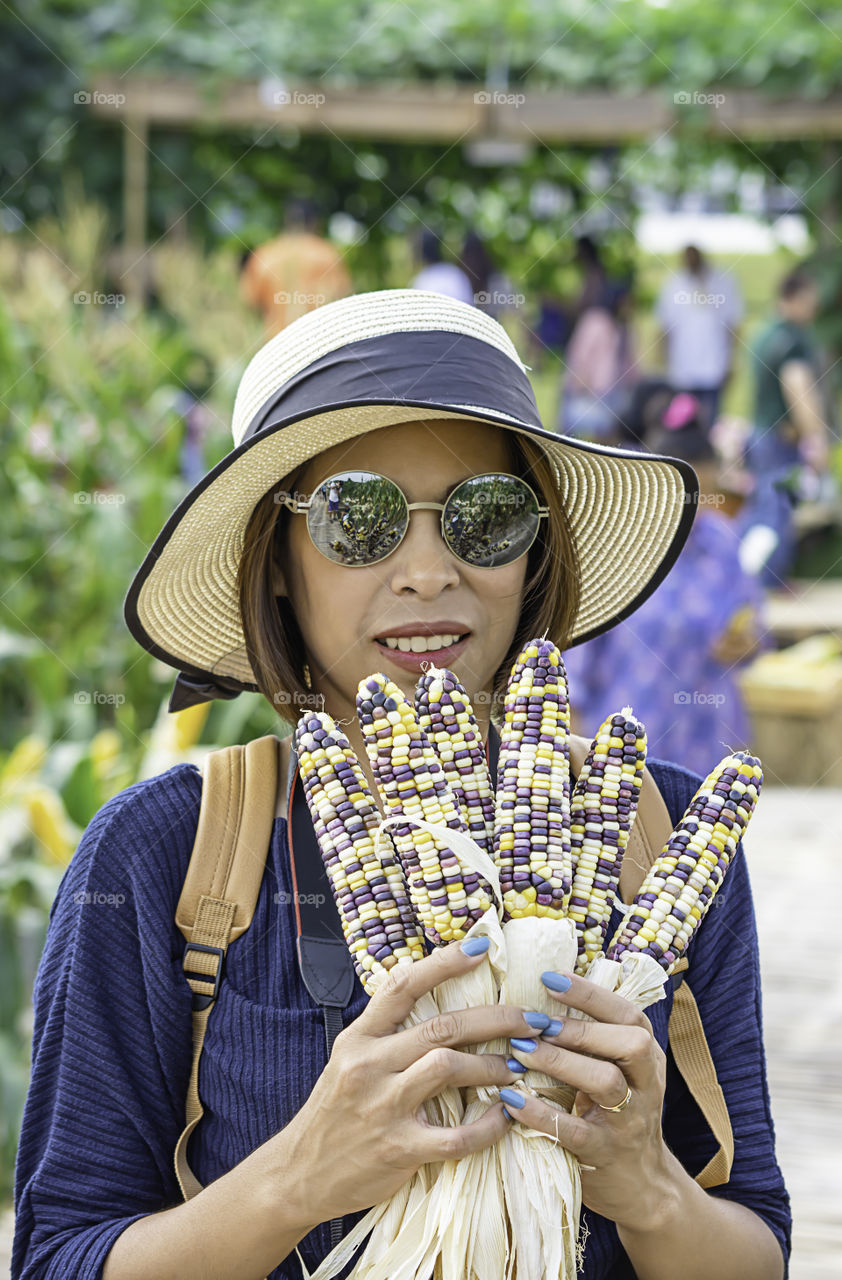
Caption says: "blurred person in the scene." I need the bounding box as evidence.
[656,246,743,432]
[176,391,213,487]
[241,197,352,338]
[528,293,571,368]
[735,266,831,586]
[527,236,607,372]
[459,229,494,305]
[616,376,674,452]
[573,234,609,316]
[564,392,766,776]
[558,282,637,442]
[410,228,474,305]
[459,228,520,320]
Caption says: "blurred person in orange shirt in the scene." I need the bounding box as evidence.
[241,197,352,337]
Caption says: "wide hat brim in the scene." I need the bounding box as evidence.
[123,290,697,705]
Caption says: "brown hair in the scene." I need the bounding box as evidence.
[238,430,580,728]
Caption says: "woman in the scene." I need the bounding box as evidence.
[558,282,637,444]
[13,291,789,1280]
[564,393,767,777]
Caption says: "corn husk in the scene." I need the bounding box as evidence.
[497,916,581,1280]
[298,821,669,1280]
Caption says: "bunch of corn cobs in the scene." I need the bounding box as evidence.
[294,638,763,995]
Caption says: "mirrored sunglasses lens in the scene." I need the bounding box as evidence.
[307,472,407,565]
[444,475,541,567]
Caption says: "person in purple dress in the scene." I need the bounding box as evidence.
[564,393,766,776]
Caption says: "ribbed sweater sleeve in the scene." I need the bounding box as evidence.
[11,765,202,1279]
[643,759,791,1274]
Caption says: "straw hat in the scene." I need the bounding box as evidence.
[123,289,697,710]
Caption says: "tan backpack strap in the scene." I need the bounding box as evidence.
[568,733,733,1187]
[669,979,735,1187]
[174,734,282,1204]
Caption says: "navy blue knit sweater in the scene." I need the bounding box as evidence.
[12,756,790,1279]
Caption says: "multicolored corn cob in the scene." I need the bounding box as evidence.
[415,667,495,859]
[607,751,763,971]
[492,639,572,919]
[294,713,427,993]
[356,674,496,944]
[568,707,647,971]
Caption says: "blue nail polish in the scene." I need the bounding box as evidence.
[522,1010,551,1031]
[499,1087,526,1110]
[506,1056,527,1074]
[541,971,572,993]
[461,936,490,956]
[542,1018,564,1037]
[510,1037,537,1053]
[502,1106,514,1121]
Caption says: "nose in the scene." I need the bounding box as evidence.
[385,508,460,597]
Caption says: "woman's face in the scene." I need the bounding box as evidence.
[273,419,530,723]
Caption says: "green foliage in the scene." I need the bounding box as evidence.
[41,0,842,93]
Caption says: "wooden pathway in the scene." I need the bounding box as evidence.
[746,785,842,1280]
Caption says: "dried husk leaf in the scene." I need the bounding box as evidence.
[301,830,668,1280]
[497,917,581,1280]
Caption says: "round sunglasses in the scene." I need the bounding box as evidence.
[276,470,549,569]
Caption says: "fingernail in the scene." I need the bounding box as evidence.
[522,1010,551,1031]
[499,1087,526,1110]
[541,971,572,992]
[506,1056,527,1074]
[510,1037,538,1054]
[502,1106,514,1121]
[461,936,490,956]
[542,1018,564,1037]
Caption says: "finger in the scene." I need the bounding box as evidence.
[507,1038,631,1109]
[416,1100,512,1164]
[537,1019,658,1090]
[370,999,559,1073]
[540,971,652,1033]
[354,938,493,1038]
[496,1089,596,1160]
[401,1049,524,1111]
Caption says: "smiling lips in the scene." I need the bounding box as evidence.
[372,624,471,669]
[381,632,462,653]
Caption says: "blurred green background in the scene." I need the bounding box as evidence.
[3,0,842,1202]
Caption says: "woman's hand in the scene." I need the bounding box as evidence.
[277,939,548,1226]
[504,971,677,1234]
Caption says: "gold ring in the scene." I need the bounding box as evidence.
[598,1084,633,1113]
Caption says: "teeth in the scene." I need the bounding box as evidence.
[379,633,463,654]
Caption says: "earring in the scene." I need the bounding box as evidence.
[303,663,312,690]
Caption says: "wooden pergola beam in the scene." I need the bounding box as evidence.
[90,77,486,142]
[89,75,842,143]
